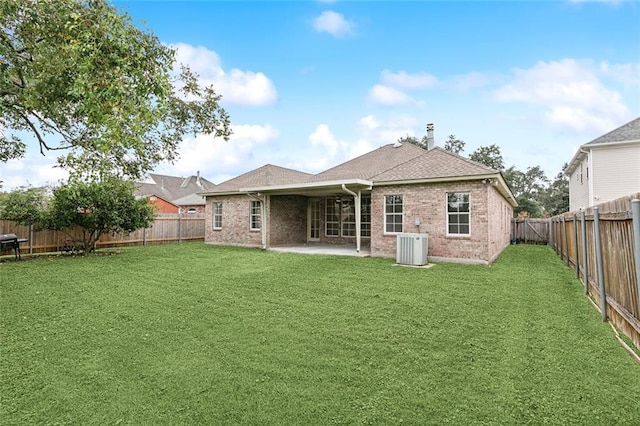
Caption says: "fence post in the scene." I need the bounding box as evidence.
[143,226,147,247]
[562,216,571,266]
[632,199,640,307]
[29,223,33,254]
[593,207,607,321]
[549,218,554,250]
[524,217,528,244]
[580,209,589,295]
[178,213,182,243]
[573,213,579,277]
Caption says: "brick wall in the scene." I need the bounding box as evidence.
[370,181,502,263]
[487,185,513,262]
[204,195,263,247]
[268,195,307,245]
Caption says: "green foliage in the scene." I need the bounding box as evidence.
[45,178,153,253]
[2,244,639,423]
[1,0,231,180]
[469,144,504,170]
[396,134,428,149]
[541,165,570,216]
[443,134,465,155]
[0,186,49,226]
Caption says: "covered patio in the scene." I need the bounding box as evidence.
[268,243,371,257]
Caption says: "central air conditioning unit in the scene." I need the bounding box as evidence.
[396,233,428,266]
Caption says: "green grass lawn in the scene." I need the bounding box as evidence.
[1,244,639,425]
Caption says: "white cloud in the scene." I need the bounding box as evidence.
[381,70,438,89]
[171,43,277,106]
[168,124,278,178]
[599,61,640,86]
[312,11,354,38]
[368,84,416,106]
[356,114,419,145]
[495,59,630,134]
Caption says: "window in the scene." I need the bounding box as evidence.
[361,195,371,237]
[213,202,222,229]
[186,208,197,214]
[250,200,261,230]
[325,198,340,237]
[447,192,470,235]
[384,195,403,233]
[325,196,371,237]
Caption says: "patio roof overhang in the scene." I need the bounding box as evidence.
[239,179,373,197]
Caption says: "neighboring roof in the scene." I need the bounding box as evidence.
[567,116,640,174]
[136,173,215,205]
[584,117,640,146]
[201,164,314,195]
[371,147,497,182]
[310,142,427,182]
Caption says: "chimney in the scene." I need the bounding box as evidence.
[426,123,435,150]
[196,170,202,187]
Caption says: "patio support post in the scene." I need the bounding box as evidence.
[261,195,267,250]
[632,199,640,307]
[580,209,588,295]
[593,207,607,321]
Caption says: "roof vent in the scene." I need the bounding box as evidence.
[393,141,403,148]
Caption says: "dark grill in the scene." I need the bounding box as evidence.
[0,234,28,260]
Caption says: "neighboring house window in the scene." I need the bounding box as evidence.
[186,208,197,214]
[325,199,340,237]
[447,192,470,235]
[213,202,222,229]
[384,195,403,233]
[361,195,371,237]
[250,201,261,230]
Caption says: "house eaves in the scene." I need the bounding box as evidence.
[240,179,373,196]
[566,139,640,175]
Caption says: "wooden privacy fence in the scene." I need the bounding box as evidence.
[550,193,640,352]
[0,213,206,254]
[511,218,549,244]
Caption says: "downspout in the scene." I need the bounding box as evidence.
[342,184,361,253]
[246,192,267,250]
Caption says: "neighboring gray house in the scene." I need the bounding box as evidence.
[566,117,640,211]
[200,128,518,264]
[136,172,215,214]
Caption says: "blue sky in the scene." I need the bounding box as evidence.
[2,0,639,190]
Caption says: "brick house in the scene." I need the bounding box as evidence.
[136,172,215,214]
[200,131,517,264]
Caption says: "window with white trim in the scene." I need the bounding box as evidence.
[250,200,261,230]
[384,194,403,233]
[447,192,470,235]
[325,196,371,237]
[361,195,371,237]
[213,202,222,229]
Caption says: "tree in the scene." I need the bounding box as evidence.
[541,164,569,216]
[1,0,232,180]
[443,134,465,155]
[0,185,49,226]
[397,134,428,149]
[45,178,154,254]
[469,144,504,170]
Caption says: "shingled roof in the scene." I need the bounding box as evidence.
[310,142,427,182]
[136,173,215,205]
[585,117,640,145]
[204,164,314,194]
[371,147,497,182]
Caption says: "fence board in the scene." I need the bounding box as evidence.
[0,214,205,255]
[550,193,640,351]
